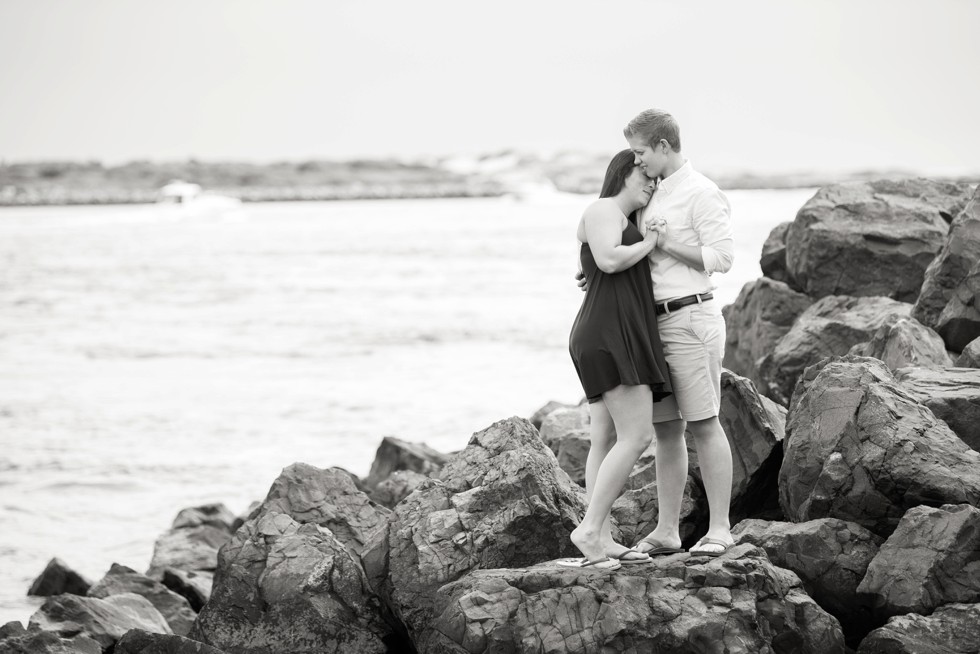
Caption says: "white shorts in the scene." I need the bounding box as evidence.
[651,299,726,423]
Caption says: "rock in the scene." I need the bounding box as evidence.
[758,295,911,405]
[189,511,390,654]
[171,504,236,532]
[419,544,845,654]
[913,184,980,329]
[362,436,450,490]
[856,602,980,654]
[115,628,228,653]
[954,336,980,367]
[935,258,980,352]
[538,405,590,485]
[529,399,579,430]
[894,366,980,452]
[715,370,786,522]
[848,317,952,370]
[732,518,883,645]
[88,563,197,636]
[366,417,586,642]
[248,462,391,558]
[610,475,706,547]
[857,503,980,620]
[27,557,93,597]
[29,593,172,650]
[784,178,974,302]
[230,501,261,531]
[778,356,980,537]
[146,525,231,580]
[161,569,212,612]
[0,621,101,654]
[722,278,812,390]
[760,220,795,285]
[370,469,429,508]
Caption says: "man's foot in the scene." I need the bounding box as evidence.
[630,530,683,555]
[688,535,735,558]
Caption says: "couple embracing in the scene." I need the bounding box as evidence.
[563,109,735,570]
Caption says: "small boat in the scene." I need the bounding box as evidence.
[157,180,244,218]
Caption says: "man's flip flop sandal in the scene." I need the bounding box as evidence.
[631,536,685,556]
[688,537,734,558]
[556,557,622,570]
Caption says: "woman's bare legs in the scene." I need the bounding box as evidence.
[571,384,654,562]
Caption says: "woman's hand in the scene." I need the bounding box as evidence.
[644,218,662,248]
[647,215,669,247]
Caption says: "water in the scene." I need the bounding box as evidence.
[0,188,817,623]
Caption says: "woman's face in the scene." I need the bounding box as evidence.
[624,165,654,206]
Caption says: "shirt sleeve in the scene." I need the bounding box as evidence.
[693,187,734,274]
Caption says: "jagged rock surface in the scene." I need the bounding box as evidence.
[370,469,430,508]
[537,404,590,485]
[362,435,450,491]
[27,557,93,597]
[784,178,974,302]
[935,258,980,352]
[161,569,212,612]
[146,525,231,580]
[849,317,951,370]
[418,544,845,654]
[722,278,812,390]
[115,628,229,653]
[758,295,911,405]
[88,563,197,636]
[894,366,980,451]
[778,356,980,537]
[856,602,980,654]
[0,621,101,654]
[760,220,795,285]
[28,593,172,650]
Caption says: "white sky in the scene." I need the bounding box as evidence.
[1,0,978,175]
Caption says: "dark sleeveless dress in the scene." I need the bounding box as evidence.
[569,218,672,403]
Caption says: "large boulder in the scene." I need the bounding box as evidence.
[778,356,980,537]
[88,563,197,636]
[849,317,952,370]
[857,503,980,620]
[955,336,980,367]
[913,184,980,329]
[784,178,974,302]
[758,295,911,405]
[732,518,883,645]
[611,475,706,548]
[0,621,101,654]
[115,628,228,653]
[894,366,980,451]
[537,404,590,485]
[856,602,980,654]
[190,512,390,654]
[419,544,845,654]
[27,557,92,597]
[365,417,586,643]
[934,258,980,352]
[362,436,450,491]
[722,278,812,390]
[29,593,172,651]
[146,525,232,580]
[760,220,795,286]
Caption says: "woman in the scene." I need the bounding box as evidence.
[561,149,672,570]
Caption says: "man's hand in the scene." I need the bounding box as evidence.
[575,270,588,292]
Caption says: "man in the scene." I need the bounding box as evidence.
[583,109,736,556]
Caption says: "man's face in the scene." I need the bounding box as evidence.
[627,134,667,179]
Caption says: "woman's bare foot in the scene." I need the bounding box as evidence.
[570,525,608,563]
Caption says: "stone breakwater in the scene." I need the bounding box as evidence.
[5,176,980,653]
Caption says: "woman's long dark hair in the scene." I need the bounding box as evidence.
[598,148,641,224]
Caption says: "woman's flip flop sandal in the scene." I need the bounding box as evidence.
[556,557,622,570]
[612,550,652,565]
[688,537,734,558]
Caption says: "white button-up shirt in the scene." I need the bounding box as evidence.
[638,160,734,302]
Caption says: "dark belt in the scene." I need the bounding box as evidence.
[655,292,713,316]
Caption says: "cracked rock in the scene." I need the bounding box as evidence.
[29,593,172,650]
[856,602,980,654]
[894,366,980,452]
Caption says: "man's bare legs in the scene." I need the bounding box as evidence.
[633,415,734,554]
[570,384,654,562]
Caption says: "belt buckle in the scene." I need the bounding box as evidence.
[696,293,703,305]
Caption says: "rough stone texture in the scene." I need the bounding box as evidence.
[935,258,980,352]
[161,569,212,612]
[249,462,391,558]
[857,503,980,620]
[611,475,706,548]
[778,356,980,537]
[362,435,451,490]
[88,563,197,636]
[913,184,980,329]
[115,628,229,653]
[856,602,980,654]
[365,417,586,644]
[27,557,93,597]
[784,178,974,302]
[370,469,429,508]
[171,504,236,532]
[894,366,980,452]
[954,336,980,367]
[189,511,390,654]
[849,317,952,371]
[760,220,795,286]
[732,518,882,644]
[29,593,172,650]
[537,404,590,485]
[0,621,102,654]
[146,525,232,580]
[418,544,845,654]
[529,400,580,430]
[758,295,912,405]
[722,278,812,391]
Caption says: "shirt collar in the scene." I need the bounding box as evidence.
[657,160,692,194]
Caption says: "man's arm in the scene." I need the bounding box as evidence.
[653,187,733,273]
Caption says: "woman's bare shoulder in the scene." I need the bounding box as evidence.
[582,198,623,221]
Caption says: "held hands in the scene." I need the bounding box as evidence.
[646,215,669,248]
